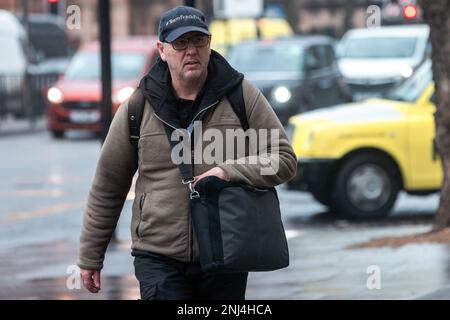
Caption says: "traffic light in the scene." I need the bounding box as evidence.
[48,0,59,15]
[403,4,418,20]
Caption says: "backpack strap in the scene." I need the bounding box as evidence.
[227,83,249,131]
[128,88,145,148]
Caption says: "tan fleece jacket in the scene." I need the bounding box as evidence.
[77,79,297,270]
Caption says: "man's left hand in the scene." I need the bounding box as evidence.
[193,167,229,187]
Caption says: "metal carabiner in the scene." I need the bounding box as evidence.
[182,177,200,199]
[188,182,200,199]
[182,177,196,185]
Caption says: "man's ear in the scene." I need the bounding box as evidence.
[157,41,167,61]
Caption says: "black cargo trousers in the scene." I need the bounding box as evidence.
[132,250,248,300]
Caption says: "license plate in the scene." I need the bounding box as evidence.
[353,92,381,101]
[69,110,101,124]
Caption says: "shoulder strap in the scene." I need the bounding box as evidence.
[128,87,195,186]
[160,82,248,199]
[128,88,145,148]
[227,83,249,131]
[162,124,195,182]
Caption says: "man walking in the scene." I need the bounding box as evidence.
[78,5,297,300]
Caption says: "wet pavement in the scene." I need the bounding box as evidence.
[1,131,449,300]
[0,116,46,138]
[1,219,448,300]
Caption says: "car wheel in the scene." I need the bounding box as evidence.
[331,154,400,219]
[51,130,64,139]
[310,187,331,207]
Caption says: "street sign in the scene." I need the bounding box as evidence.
[213,0,263,19]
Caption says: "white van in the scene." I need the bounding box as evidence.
[0,10,29,117]
[336,24,430,101]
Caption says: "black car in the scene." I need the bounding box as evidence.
[20,14,72,67]
[20,14,73,116]
[227,36,351,124]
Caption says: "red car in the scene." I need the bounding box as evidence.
[47,36,159,138]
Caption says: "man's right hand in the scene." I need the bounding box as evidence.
[80,268,101,293]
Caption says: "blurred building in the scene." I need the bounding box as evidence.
[0,0,422,49]
[0,0,194,48]
[270,0,423,37]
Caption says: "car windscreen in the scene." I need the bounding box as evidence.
[228,43,304,72]
[385,60,432,102]
[0,34,26,74]
[341,37,418,59]
[28,27,70,59]
[65,51,146,81]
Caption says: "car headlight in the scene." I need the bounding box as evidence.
[47,87,64,104]
[273,86,292,104]
[400,66,413,79]
[113,86,135,104]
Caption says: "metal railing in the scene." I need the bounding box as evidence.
[0,72,58,121]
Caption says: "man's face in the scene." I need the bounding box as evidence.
[157,32,211,84]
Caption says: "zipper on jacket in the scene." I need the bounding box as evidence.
[189,100,219,128]
[153,113,178,131]
[136,194,146,239]
[153,100,219,132]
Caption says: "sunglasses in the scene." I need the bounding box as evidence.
[168,35,211,51]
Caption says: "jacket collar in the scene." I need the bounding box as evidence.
[140,50,244,129]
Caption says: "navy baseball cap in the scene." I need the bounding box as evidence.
[159,6,211,43]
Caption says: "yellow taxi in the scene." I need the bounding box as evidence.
[287,60,439,218]
[209,17,293,56]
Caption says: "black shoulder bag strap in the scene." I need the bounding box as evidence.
[165,82,248,199]
[128,88,145,148]
[162,123,200,199]
[227,83,249,131]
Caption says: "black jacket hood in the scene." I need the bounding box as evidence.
[139,50,244,128]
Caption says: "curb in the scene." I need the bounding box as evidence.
[0,118,47,138]
[416,286,450,300]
